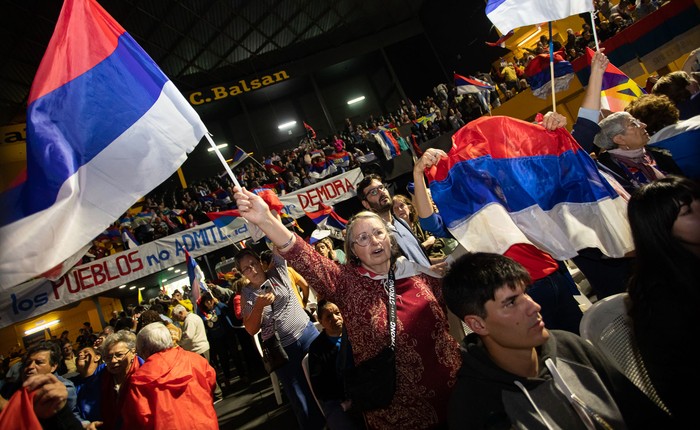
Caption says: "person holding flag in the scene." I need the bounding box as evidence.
[233,186,461,430]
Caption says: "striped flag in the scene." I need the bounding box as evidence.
[228,145,250,169]
[524,51,575,99]
[486,0,595,34]
[454,73,493,114]
[304,203,348,232]
[585,48,646,112]
[0,0,207,288]
[184,248,209,310]
[426,115,633,260]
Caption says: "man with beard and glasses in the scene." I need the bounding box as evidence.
[357,174,447,276]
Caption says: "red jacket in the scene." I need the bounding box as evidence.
[121,347,218,429]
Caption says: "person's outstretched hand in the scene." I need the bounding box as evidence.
[233,186,272,225]
[542,112,568,130]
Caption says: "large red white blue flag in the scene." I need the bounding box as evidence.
[486,0,595,34]
[425,116,633,260]
[0,0,207,288]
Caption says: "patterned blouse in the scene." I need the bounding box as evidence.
[284,235,461,430]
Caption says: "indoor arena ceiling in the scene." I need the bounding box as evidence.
[1,0,426,125]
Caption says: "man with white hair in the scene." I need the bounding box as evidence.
[172,304,209,356]
[121,323,218,429]
[172,304,224,403]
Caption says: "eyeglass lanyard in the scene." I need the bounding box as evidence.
[386,269,397,349]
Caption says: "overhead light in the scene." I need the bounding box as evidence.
[277,121,296,130]
[118,284,126,289]
[207,143,228,152]
[347,96,365,105]
[162,278,168,283]
[167,267,174,271]
[517,28,541,47]
[129,286,136,290]
[174,270,181,273]
[25,320,60,335]
[138,287,145,291]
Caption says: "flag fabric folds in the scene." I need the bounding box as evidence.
[454,73,493,114]
[304,203,348,232]
[206,210,240,230]
[454,73,494,94]
[486,0,595,34]
[524,51,575,99]
[228,146,249,169]
[425,116,633,260]
[0,0,207,289]
[585,48,646,112]
[304,122,317,139]
[185,249,209,311]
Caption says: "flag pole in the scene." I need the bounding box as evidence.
[548,21,557,112]
[206,134,241,189]
[590,11,600,51]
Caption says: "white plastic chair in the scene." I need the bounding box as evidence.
[301,353,325,417]
[253,332,284,405]
[579,292,671,415]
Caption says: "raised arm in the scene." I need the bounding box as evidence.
[233,186,296,250]
[412,148,448,219]
[581,49,609,113]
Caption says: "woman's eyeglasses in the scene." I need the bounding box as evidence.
[352,229,387,247]
[104,350,131,361]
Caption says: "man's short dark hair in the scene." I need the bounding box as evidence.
[356,173,383,201]
[442,253,531,320]
[25,341,61,367]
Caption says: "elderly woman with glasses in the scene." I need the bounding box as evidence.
[593,111,683,193]
[96,330,143,430]
[233,187,461,430]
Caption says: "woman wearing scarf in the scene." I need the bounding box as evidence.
[233,186,461,430]
[593,111,683,193]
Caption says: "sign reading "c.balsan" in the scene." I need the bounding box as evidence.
[188,70,290,106]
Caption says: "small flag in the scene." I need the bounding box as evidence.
[304,203,348,232]
[121,227,140,249]
[524,50,575,99]
[454,73,493,114]
[454,73,494,94]
[228,146,250,169]
[486,0,595,34]
[585,48,646,112]
[137,287,143,305]
[304,122,317,139]
[184,248,209,310]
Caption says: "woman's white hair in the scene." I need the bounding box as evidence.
[136,322,173,359]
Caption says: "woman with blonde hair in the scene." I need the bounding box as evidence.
[233,186,461,430]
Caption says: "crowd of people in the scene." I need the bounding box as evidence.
[3,2,699,427]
